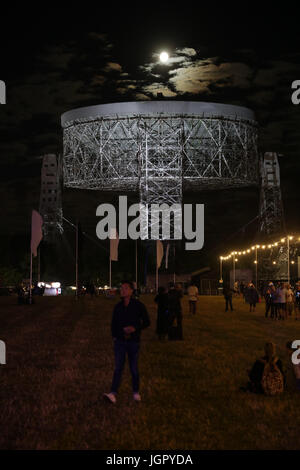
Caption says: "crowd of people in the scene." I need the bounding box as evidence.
[264,281,300,320]
[223,279,300,319]
[103,279,300,403]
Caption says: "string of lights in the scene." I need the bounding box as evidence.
[219,235,300,261]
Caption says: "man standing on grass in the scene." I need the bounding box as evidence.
[103,280,150,404]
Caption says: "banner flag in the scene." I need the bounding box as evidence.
[156,240,164,269]
[31,210,43,257]
[110,228,119,261]
[165,243,170,269]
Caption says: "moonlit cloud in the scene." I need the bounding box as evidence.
[142,83,177,97]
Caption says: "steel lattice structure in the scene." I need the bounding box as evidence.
[258,152,288,280]
[61,101,259,239]
[39,154,63,241]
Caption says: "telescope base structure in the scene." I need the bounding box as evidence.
[39,154,63,242]
[258,152,287,281]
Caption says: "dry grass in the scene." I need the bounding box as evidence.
[1,293,300,450]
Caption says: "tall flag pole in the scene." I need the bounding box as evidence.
[30,210,43,304]
[173,243,176,285]
[156,240,164,292]
[75,221,79,300]
[135,239,138,289]
[110,228,119,288]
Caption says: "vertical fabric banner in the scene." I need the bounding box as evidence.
[156,240,164,269]
[110,228,119,261]
[31,210,43,257]
[165,243,170,269]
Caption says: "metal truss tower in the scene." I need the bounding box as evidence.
[39,154,63,241]
[259,152,287,280]
[61,101,258,240]
[259,152,285,236]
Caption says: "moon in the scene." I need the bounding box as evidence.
[159,51,169,63]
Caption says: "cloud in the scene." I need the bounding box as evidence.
[104,62,122,73]
[142,83,177,98]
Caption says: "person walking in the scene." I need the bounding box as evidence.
[103,280,150,404]
[168,282,183,340]
[223,283,234,312]
[295,282,300,320]
[245,282,259,312]
[187,282,199,315]
[276,282,288,320]
[286,284,294,318]
[154,286,169,340]
[264,282,276,319]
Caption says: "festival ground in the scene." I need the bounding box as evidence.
[1,294,300,450]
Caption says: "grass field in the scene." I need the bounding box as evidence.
[1,293,300,450]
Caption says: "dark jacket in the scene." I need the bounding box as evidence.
[111,298,150,342]
[168,288,183,316]
[154,293,169,335]
[245,286,259,304]
[223,286,233,299]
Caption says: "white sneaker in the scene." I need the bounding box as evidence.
[103,392,116,404]
[133,393,141,402]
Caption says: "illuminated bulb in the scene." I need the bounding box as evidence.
[247,249,250,253]
[274,242,278,246]
[256,245,260,248]
[235,259,238,262]
[254,260,257,264]
[238,252,241,255]
[291,261,295,264]
[262,245,265,249]
[243,251,246,254]
[281,238,285,242]
[289,236,293,240]
[273,261,276,265]
[268,245,272,248]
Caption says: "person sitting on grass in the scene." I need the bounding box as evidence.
[286,341,300,392]
[243,342,284,395]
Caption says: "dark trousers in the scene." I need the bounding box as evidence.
[265,301,275,318]
[189,300,197,314]
[225,297,233,311]
[111,340,140,394]
[169,312,183,340]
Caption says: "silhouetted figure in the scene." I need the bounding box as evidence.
[154,286,169,340]
[223,284,234,311]
[168,283,183,340]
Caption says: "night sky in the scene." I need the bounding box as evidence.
[0,3,299,281]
